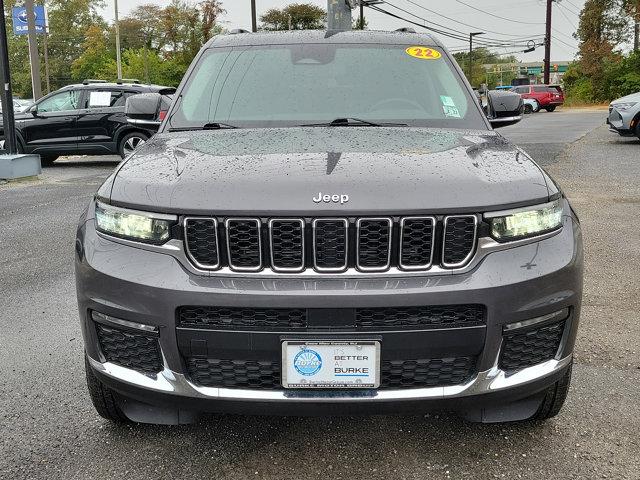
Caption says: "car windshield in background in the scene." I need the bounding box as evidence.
[169,43,487,130]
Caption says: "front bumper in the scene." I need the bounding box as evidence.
[76,201,583,418]
[608,107,637,135]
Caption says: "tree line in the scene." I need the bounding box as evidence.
[6,0,225,97]
[564,0,640,103]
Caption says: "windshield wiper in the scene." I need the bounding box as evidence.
[168,122,238,132]
[300,117,408,127]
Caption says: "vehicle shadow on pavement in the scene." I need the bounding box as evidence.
[96,413,560,478]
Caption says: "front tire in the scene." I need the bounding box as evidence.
[85,355,130,423]
[530,363,572,421]
[545,105,557,112]
[40,155,58,166]
[524,104,533,114]
[118,132,148,159]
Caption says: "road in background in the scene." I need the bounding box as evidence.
[1,108,638,479]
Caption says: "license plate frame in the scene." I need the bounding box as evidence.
[281,340,380,389]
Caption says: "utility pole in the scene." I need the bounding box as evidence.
[544,0,553,84]
[25,0,42,100]
[328,0,352,31]
[359,1,364,29]
[43,30,50,94]
[0,0,17,153]
[250,0,257,32]
[469,32,484,85]
[634,0,639,51]
[114,0,122,79]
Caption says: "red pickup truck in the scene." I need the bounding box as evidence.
[511,85,564,112]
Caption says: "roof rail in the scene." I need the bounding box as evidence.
[228,28,251,34]
[395,27,416,33]
[116,78,141,84]
[82,79,107,85]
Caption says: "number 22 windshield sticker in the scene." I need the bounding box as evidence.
[405,46,442,60]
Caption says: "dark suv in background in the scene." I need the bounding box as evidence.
[0,80,174,165]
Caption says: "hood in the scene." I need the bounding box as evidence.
[106,127,550,215]
[611,92,640,104]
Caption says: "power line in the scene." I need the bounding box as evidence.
[378,2,541,47]
[403,0,545,40]
[556,3,578,29]
[454,0,545,25]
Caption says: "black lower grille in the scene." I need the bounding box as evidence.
[381,357,476,388]
[185,356,477,390]
[96,323,163,374]
[186,358,281,389]
[178,306,307,330]
[177,305,485,331]
[356,305,485,330]
[499,320,566,373]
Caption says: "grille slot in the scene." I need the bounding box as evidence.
[442,215,477,267]
[226,218,262,271]
[269,219,305,272]
[499,320,566,373]
[95,323,163,374]
[184,356,477,390]
[356,305,485,330]
[400,217,435,269]
[313,218,348,272]
[184,218,219,269]
[356,218,392,271]
[178,306,307,330]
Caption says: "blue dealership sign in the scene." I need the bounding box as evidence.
[12,6,47,35]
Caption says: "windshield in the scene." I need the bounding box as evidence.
[169,43,487,130]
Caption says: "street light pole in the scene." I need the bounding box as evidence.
[468,32,484,86]
[250,0,257,32]
[114,0,122,79]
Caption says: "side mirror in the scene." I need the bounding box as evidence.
[29,105,38,116]
[485,90,523,128]
[125,93,162,129]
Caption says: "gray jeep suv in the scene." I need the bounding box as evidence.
[75,30,583,424]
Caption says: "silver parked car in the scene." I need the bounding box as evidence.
[608,92,640,140]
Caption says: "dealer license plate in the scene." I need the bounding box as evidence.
[282,341,380,389]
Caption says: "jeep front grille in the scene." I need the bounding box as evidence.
[183,215,478,274]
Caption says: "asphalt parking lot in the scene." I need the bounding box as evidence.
[1,108,638,479]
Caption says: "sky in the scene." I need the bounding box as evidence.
[100,0,586,62]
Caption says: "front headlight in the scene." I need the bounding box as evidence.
[485,199,563,241]
[95,201,176,244]
[612,102,637,111]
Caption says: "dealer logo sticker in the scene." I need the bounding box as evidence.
[293,348,322,376]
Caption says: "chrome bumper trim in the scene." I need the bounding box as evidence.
[89,354,572,403]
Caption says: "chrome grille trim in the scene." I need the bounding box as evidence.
[312,218,349,273]
[442,215,478,268]
[356,217,392,272]
[268,218,305,273]
[183,217,221,270]
[399,216,436,271]
[225,218,263,272]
